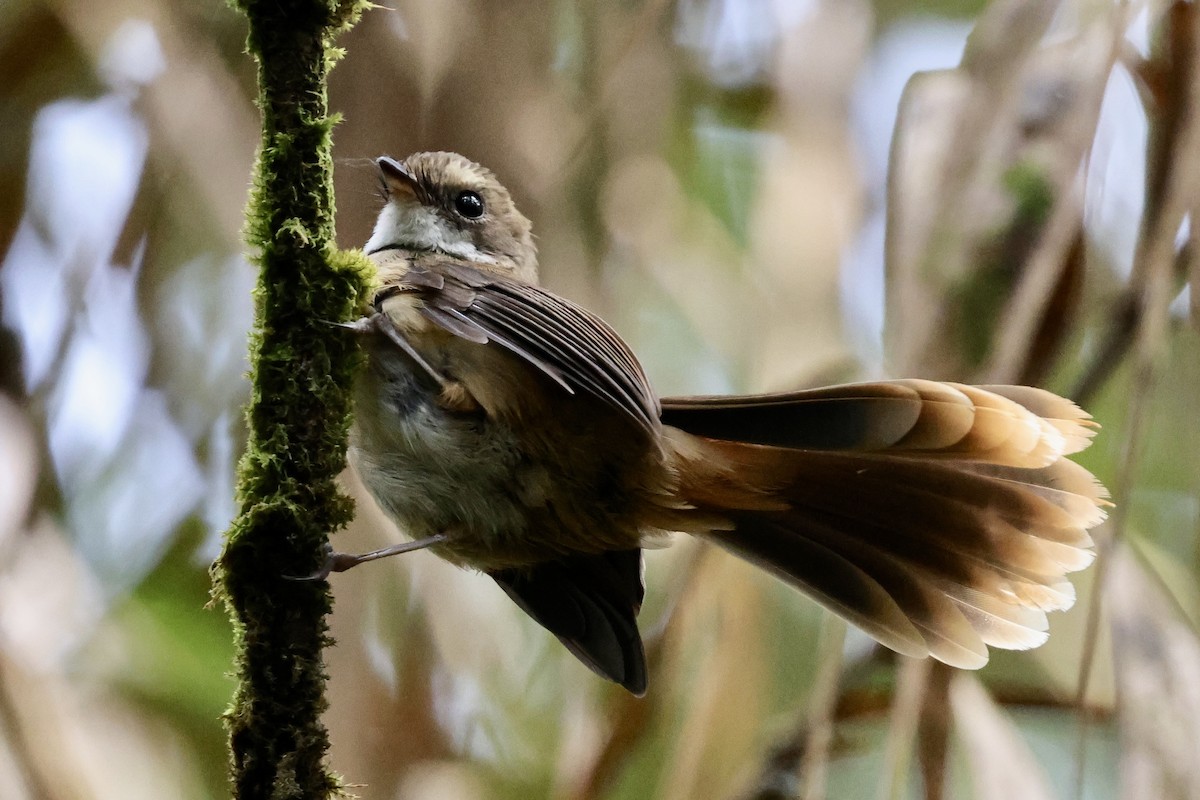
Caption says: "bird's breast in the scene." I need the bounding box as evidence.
[349,327,535,566]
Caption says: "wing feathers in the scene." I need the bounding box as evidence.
[490,549,647,695]
[403,261,660,435]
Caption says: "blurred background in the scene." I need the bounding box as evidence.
[2,0,1198,798]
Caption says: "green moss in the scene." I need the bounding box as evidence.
[215,1,374,798]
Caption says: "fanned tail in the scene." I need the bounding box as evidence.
[663,380,1107,669]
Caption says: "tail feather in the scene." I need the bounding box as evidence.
[724,513,994,668]
[966,459,1108,530]
[981,384,1099,455]
[710,516,929,659]
[664,381,1107,669]
[664,379,1099,469]
[933,580,1050,650]
[697,444,1100,576]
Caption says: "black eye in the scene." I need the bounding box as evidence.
[453,190,484,219]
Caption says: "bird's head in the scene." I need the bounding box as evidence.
[366,151,538,283]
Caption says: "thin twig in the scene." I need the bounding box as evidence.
[798,616,847,800]
[559,0,675,178]
[0,656,60,800]
[565,544,709,800]
[875,658,929,800]
[915,665,953,800]
[982,10,1132,384]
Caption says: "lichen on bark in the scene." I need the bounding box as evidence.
[215,1,374,798]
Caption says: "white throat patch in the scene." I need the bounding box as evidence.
[366,200,497,264]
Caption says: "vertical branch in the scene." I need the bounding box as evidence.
[875,658,930,800]
[215,1,372,799]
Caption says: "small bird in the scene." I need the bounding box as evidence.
[335,151,1106,695]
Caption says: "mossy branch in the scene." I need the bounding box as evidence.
[216,1,374,798]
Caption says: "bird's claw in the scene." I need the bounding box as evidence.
[283,542,338,582]
[316,316,374,333]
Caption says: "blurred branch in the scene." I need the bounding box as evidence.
[876,657,929,800]
[1070,242,1190,406]
[1073,0,1198,404]
[948,675,1057,800]
[214,1,372,799]
[797,616,847,800]
[915,665,952,800]
[887,1,1123,383]
[966,17,1118,386]
[0,658,57,800]
[1074,3,1200,796]
[565,545,708,800]
[1109,545,1200,800]
[884,0,1062,378]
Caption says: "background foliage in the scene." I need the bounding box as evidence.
[1,1,1198,799]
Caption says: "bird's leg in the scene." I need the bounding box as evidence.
[290,533,450,582]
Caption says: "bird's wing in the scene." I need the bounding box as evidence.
[490,548,648,695]
[399,260,661,435]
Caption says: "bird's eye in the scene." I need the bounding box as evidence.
[453,190,484,219]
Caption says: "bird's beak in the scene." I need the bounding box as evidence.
[377,156,421,200]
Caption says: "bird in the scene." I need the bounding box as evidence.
[331,150,1107,696]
